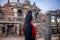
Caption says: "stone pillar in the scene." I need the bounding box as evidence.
[14,24,17,34]
[5,24,7,36]
[19,23,22,36]
[59,34,60,40]
[12,24,15,36]
[2,24,5,34]
[44,14,52,40]
[16,24,19,36]
[14,24,16,34]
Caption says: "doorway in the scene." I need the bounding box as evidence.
[6,24,14,36]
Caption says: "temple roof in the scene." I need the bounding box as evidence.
[46,10,60,16]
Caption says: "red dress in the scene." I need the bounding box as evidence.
[30,22,36,38]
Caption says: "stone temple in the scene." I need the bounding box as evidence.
[0,0,46,37]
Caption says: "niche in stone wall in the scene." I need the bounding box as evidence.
[17,9,22,20]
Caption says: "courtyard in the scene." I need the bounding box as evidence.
[0,36,58,40]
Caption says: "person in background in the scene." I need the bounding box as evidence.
[23,10,36,40]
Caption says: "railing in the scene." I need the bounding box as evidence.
[36,23,46,38]
[0,20,20,23]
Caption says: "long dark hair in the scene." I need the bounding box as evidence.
[24,10,33,27]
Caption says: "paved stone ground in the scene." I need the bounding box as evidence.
[0,36,59,40]
[0,37,24,40]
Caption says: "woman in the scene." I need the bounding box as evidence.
[24,10,36,40]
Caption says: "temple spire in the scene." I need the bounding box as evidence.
[17,0,19,3]
[33,2,37,7]
[0,5,1,8]
[8,0,10,3]
[25,0,30,5]
[33,2,36,6]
